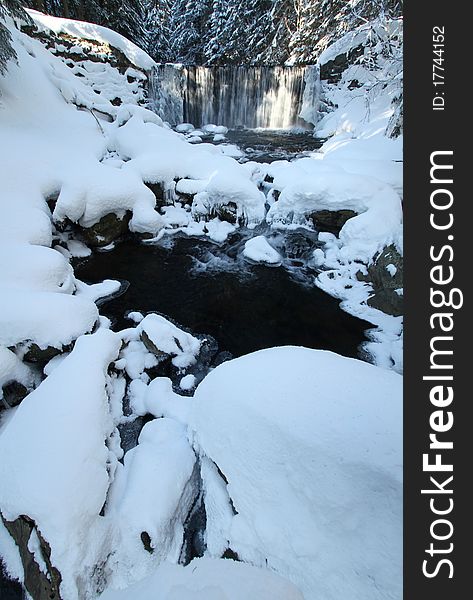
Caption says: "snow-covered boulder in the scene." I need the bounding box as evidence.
[0,290,98,353]
[191,346,402,600]
[243,236,282,265]
[138,314,201,369]
[107,418,197,587]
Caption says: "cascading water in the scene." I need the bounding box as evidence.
[149,65,321,129]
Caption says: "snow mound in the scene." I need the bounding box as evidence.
[0,243,75,294]
[107,418,196,587]
[191,346,402,600]
[100,557,303,600]
[0,329,122,600]
[0,290,98,349]
[243,236,281,265]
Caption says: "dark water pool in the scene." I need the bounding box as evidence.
[76,235,370,360]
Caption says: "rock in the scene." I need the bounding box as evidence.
[1,515,62,600]
[310,209,357,234]
[367,289,403,317]
[320,45,365,82]
[140,330,172,362]
[81,212,130,247]
[23,343,63,364]
[283,230,318,259]
[211,202,238,225]
[358,244,404,317]
[1,381,28,409]
[144,181,166,207]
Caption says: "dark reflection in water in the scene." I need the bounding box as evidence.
[76,236,370,360]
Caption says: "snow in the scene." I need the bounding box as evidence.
[0,10,403,599]
[243,236,281,265]
[267,166,402,264]
[138,314,202,369]
[180,374,196,391]
[132,377,192,426]
[0,329,122,600]
[191,347,402,600]
[0,347,36,402]
[0,291,98,350]
[106,418,196,587]
[100,557,304,600]
[176,123,195,133]
[27,10,156,71]
[0,243,75,293]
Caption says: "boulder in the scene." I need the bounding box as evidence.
[358,244,404,316]
[1,381,28,409]
[310,209,357,234]
[81,212,130,247]
[283,230,318,259]
[1,515,62,600]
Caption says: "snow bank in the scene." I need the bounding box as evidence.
[0,329,122,599]
[267,166,402,263]
[27,9,156,71]
[100,557,303,600]
[191,347,402,600]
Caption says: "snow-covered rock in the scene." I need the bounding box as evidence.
[243,236,282,265]
[0,329,122,600]
[0,291,98,350]
[138,314,201,369]
[191,347,402,600]
[107,418,197,587]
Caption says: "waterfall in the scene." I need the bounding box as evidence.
[299,65,322,127]
[149,65,320,130]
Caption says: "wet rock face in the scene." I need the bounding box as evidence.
[1,515,62,600]
[81,212,131,247]
[358,244,403,317]
[310,209,358,234]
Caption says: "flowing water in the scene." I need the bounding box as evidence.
[149,65,320,129]
[76,234,370,361]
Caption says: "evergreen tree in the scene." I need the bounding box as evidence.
[0,0,32,75]
[169,0,211,64]
[144,0,172,62]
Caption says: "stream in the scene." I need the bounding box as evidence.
[76,233,370,361]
